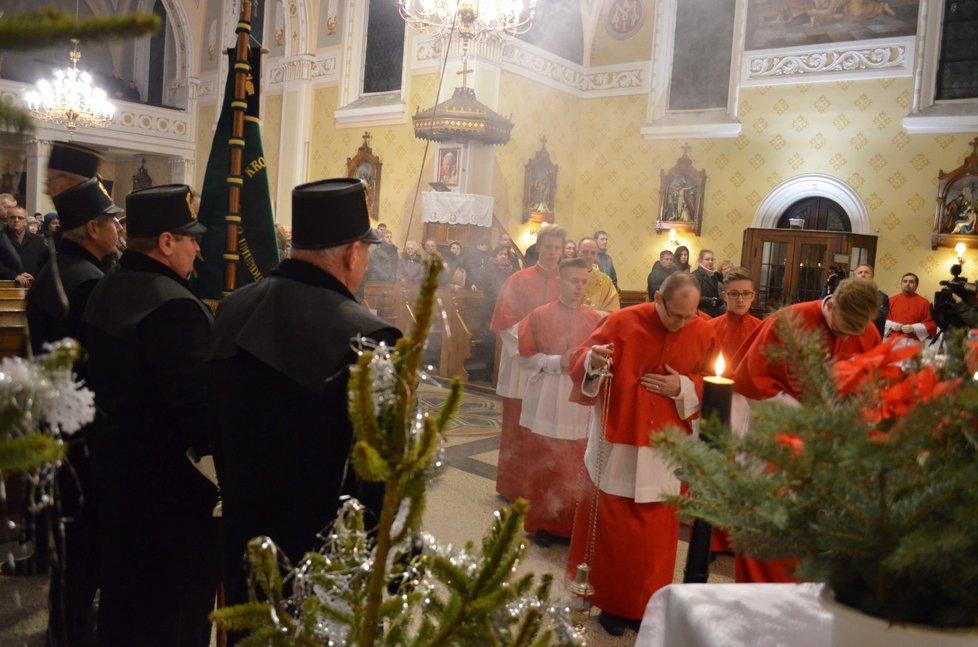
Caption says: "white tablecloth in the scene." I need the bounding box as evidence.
[636,583,832,647]
[421,191,493,226]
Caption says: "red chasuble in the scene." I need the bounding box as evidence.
[707,311,761,376]
[517,300,602,536]
[731,299,880,582]
[733,299,881,401]
[489,264,561,502]
[886,293,936,342]
[568,303,716,446]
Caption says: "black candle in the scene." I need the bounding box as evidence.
[702,375,733,427]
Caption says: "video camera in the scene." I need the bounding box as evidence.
[824,265,848,295]
[933,263,977,331]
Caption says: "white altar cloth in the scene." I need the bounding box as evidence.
[421,191,493,227]
[636,583,832,647]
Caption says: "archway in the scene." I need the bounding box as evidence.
[753,173,870,234]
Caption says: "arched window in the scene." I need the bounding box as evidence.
[776,197,851,232]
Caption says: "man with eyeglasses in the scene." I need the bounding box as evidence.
[707,267,761,375]
[82,184,218,647]
[730,277,881,584]
[565,272,717,636]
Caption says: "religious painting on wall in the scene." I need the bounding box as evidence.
[745,0,919,51]
[932,138,978,250]
[347,132,383,221]
[657,144,706,237]
[522,137,557,223]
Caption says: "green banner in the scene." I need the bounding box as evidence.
[192,46,278,301]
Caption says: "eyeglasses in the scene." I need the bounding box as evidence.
[726,290,755,300]
[661,299,698,323]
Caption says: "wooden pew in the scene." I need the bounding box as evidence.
[0,285,27,358]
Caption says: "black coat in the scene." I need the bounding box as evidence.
[646,261,675,299]
[0,230,22,279]
[693,266,726,317]
[26,239,108,354]
[7,228,51,276]
[82,251,218,646]
[208,259,401,604]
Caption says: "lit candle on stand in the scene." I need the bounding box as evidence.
[683,353,734,584]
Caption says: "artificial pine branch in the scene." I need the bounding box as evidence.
[0,10,160,50]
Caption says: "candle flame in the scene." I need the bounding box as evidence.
[715,353,725,377]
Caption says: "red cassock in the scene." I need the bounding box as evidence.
[707,310,761,377]
[489,264,561,501]
[705,310,760,551]
[517,300,602,537]
[564,304,717,620]
[884,293,937,342]
[731,299,881,582]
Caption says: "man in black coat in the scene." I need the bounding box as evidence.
[209,178,401,607]
[5,205,50,278]
[647,249,677,298]
[25,176,121,647]
[82,185,218,647]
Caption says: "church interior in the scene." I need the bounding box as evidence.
[1,0,977,644]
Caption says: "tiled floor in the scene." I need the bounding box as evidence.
[1,381,734,646]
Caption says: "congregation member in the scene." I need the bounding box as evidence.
[646,249,676,298]
[577,237,620,317]
[0,194,29,287]
[566,272,716,636]
[523,240,539,268]
[732,277,881,583]
[499,232,521,269]
[883,272,936,344]
[366,228,399,283]
[853,264,889,336]
[692,249,725,317]
[719,259,735,279]
[490,224,565,501]
[209,178,400,608]
[399,240,424,283]
[464,238,492,283]
[423,238,439,259]
[83,185,218,647]
[563,239,577,259]
[707,267,761,373]
[674,245,691,272]
[25,177,121,646]
[593,230,618,289]
[6,205,51,277]
[517,257,602,544]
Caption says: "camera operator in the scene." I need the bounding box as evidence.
[949,284,978,328]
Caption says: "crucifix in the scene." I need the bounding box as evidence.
[457,60,473,89]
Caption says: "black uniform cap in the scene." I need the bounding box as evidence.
[291,178,382,250]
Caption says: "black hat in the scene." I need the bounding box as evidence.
[125,184,206,238]
[291,178,382,250]
[47,142,102,178]
[52,176,123,230]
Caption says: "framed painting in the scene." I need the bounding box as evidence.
[437,146,461,187]
[932,138,978,250]
[346,131,383,220]
[522,137,557,223]
[657,144,706,237]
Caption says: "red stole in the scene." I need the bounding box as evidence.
[568,303,716,446]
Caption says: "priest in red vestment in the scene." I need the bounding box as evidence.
[517,257,603,543]
[565,272,717,636]
[883,272,936,344]
[489,224,566,501]
[731,277,882,583]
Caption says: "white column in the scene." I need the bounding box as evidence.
[274,55,314,226]
[169,157,196,186]
[24,139,52,216]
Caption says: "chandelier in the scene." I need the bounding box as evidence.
[24,39,116,132]
[398,1,536,43]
